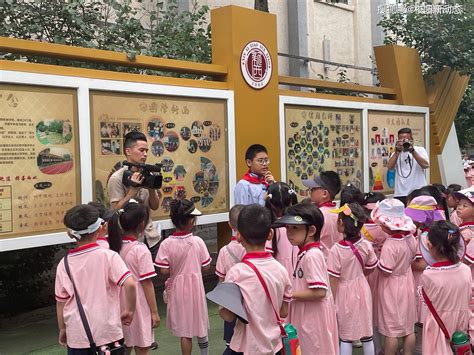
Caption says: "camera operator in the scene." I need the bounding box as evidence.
[387,127,430,205]
[108,131,161,257]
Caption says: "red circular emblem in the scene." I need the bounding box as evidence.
[240,41,272,90]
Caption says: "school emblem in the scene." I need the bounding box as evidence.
[240,41,272,90]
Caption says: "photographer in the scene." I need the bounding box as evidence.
[108,131,162,257]
[387,127,430,205]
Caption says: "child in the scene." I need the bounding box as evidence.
[234,144,275,206]
[340,184,365,206]
[155,199,211,355]
[276,202,339,354]
[371,199,417,355]
[361,192,387,354]
[219,204,292,355]
[215,204,246,354]
[328,203,378,354]
[446,184,462,226]
[420,221,471,353]
[108,200,160,355]
[302,170,342,257]
[55,204,136,352]
[455,186,474,241]
[265,182,299,280]
[405,195,445,352]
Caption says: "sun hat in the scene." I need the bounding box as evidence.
[454,186,474,204]
[206,282,248,324]
[371,198,416,232]
[419,230,465,266]
[405,196,445,225]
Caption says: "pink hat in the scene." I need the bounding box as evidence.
[454,186,474,204]
[371,198,416,232]
[405,196,445,225]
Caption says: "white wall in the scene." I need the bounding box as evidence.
[438,123,466,187]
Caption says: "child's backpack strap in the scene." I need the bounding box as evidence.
[226,244,241,264]
[421,288,452,346]
[346,240,365,269]
[242,260,287,338]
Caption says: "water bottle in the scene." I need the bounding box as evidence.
[283,323,301,355]
[387,169,395,188]
[451,331,471,355]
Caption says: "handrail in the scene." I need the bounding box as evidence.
[279,75,397,97]
[0,37,228,77]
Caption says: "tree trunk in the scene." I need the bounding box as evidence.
[254,0,269,12]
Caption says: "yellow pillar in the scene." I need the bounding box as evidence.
[212,6,281,247]
[374,45,442,183]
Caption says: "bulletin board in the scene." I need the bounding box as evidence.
[284,105,363,198]
[0,84,80,239]
[367,111,426,194]
[90,91,229,218]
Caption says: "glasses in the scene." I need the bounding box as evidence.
[255,159,270,166]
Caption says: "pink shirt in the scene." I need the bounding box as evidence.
[273,227,298,281]
[55,243,132,348]
[215,238,246,279]
[361,220,388,258]
[319,202,343,258]
[225,252,292,355]
[96,236,109,249]
[460,222,474,242]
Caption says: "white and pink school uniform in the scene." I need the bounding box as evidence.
[377,233,417,337]
[460,221,474,242]
[328,238,378,341]
[119,237,157,348]
[412,228,429,324]
[55,243,132,349]
[224,251,292,355]
[420,261,471,353]
[463,236,474,344]
[273,227,298,281]
[96,236,109,249]
[361,220,388,329]
[318,202,343,258]
[290,242,339,355]
[215,236,246,279]
[154,232,211,338]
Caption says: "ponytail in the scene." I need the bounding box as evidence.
[108,210,124,253]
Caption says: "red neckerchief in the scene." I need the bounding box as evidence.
[319,201,336,208]
[339,238,362,246]
[68,242,99,254]
[242,170,269,188]
[241,251,272,262]
[298,242,321,255]
[432,260,455,267]
[459,221,474,230]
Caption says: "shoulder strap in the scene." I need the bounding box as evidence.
[242,260,287,338]
[226,244,241,264]
[346,240,364,269]
[421,288,452,345]
[361,225,374,242]
[64,254,98,352]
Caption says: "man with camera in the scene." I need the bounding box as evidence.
[108,131,162,257]
[387,127,430,205]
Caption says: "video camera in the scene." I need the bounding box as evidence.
[122,161,163,190]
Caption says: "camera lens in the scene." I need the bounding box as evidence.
[403,142,411,151]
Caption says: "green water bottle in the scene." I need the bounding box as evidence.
[451,331,471,355]
[283,323,300,355]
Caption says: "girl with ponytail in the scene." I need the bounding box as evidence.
[108,200,160,355]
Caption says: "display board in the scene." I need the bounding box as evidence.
[367,111,426,193]
[90,91,228,218]
[284,105,363,198]
[0,84,80,239]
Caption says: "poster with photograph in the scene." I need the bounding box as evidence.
[367,111,426,194]
[0,84,80,239]
[284,105,363,199]
[90,91,228,219]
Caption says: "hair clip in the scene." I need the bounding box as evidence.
[267,193,273,200]
[288,189,296,195]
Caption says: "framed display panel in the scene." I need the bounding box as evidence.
[284,105,363,199]
[279,96,429,199]
[367,111,427,194]
[90,91,229,218]
[0,70,235,251]
[0,84,80,240]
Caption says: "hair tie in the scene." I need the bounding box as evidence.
[68,218,104,240]
[447,229,455,240]
[288,189,295,195]
[330,203,359,226]
[267,193,273,199]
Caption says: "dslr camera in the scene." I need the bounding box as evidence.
[122,161,163,189]
[400,139,413,152]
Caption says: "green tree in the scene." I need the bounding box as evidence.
[378,3,473,149]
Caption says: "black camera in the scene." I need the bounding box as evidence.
[122,161,163,189]
[401,139,412,152]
